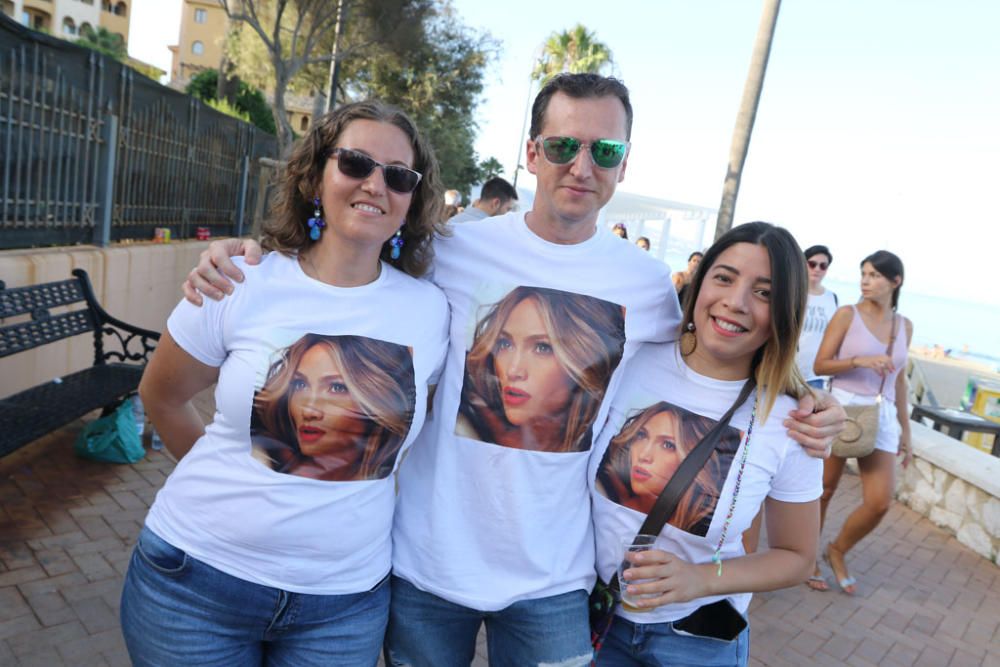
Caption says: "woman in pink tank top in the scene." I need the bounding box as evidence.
[810,251,913,595]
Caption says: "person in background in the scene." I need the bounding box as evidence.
[449,177,519,223]
[797,245,839,391]
[612,222,629,239]
[672,251,704,308]
[795,245,839,591]
[635,236,651,251]
[813,250,913,596]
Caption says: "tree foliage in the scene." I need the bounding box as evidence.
[186,69,277,135]
[532,24,613,86]
[76,26,127,60]
[224,0,497,196]
[477,157,505,181]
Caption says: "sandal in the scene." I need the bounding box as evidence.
[806,570,830,592]
[823,544,857,595]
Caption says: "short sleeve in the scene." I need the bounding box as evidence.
[768,438,823,503]
[166,297,229,367]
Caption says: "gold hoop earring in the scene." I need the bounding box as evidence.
[680,321,696,356]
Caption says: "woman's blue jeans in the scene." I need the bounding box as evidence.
[120,526,389,666]
[596,613,750,666]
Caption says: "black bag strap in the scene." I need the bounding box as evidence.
[610,377,756,593]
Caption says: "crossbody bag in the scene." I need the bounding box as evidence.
[830,314,898,458]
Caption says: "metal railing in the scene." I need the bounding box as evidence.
[0,14,277,250]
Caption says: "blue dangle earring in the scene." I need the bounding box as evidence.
[389,224,405,260]
[307,197,325,241]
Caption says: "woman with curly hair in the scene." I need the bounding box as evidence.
[122,101,450,665]
[456,286,626,452]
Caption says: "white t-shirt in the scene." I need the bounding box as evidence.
[392,211,681,610]
[145,253,449,595]
[796,289,838,382]
[591,341,822,624]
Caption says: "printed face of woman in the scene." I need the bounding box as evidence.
[493,297,574,426]
[629,410,684,500]
[288,344,367,459]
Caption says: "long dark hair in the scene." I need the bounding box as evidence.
[861,250,904,311]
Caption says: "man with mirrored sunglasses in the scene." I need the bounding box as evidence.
[182,72,845,667]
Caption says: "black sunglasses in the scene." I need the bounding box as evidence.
[328,148,422,194]
[807,260,829,271]
[536,136,629,169]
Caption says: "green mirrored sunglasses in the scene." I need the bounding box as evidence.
[537,136,629,169]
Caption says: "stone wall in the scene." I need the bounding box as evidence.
[897,421,1000,563]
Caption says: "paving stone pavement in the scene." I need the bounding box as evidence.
[1,408,997,666]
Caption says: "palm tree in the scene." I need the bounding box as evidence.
[714,0,781,240]
[513,24,613,185]
[532,24,613,86]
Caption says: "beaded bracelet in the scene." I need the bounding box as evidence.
[711,392,759,577]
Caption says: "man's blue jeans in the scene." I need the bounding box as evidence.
[384,575,592,667]
[120,526,389,666]
[596,614,749,666]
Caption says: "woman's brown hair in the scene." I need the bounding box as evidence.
[263,100,446,277]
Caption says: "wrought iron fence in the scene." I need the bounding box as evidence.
[0,14,277,250]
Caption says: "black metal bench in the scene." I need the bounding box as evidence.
[0,268,160,458]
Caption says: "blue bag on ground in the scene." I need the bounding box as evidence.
[74,397,146,464]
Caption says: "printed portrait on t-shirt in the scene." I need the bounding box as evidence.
[249,333,416,481]
[595,400,742,536]
[455,285,626,453]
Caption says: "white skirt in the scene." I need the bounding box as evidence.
[830,386,901,455]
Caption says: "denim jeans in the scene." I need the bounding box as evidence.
[384,575,592,667]
[120,526,389,666]
[596,614,749,667]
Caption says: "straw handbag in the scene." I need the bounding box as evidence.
[830,316,898,459]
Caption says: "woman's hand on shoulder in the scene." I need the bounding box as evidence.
[183,238,264,306]
[620,549,710,608]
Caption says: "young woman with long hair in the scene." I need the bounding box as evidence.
[592,222,822,666]
[812,250,912,596]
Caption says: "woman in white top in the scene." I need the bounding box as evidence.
[591,222,822,666]
[120,101,450,666]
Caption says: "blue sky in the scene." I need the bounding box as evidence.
[131,0,999,304]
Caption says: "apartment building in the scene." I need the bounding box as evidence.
[3,0,130,47]
[169,0,317,131]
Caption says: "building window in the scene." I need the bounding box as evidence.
[192,41,204,56]
[194,8,207,23]
[300,116,309,132]
[114,1,127,17]
[80,23,95,39]
[62,17,77,35]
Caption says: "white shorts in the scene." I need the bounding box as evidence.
[831,387,901,455]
